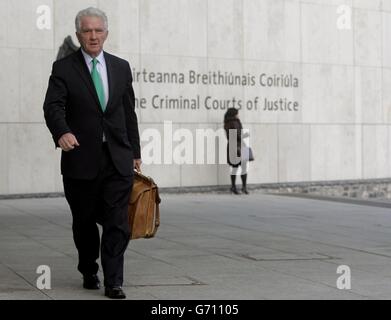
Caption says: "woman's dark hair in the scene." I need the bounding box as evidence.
[224,108,239,123]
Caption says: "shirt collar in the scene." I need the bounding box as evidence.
[81,49,105,67]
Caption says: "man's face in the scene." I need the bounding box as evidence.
[76,16,108,57]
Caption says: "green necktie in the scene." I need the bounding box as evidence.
[91,58,106,112]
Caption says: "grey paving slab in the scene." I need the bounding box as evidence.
[1,192,391,300]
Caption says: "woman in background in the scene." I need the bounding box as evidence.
[224,108,249,195]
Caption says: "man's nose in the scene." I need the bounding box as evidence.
[90,31,97,39]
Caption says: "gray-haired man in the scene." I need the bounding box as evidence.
[43,7,141,299]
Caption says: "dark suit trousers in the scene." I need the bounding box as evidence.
[63,143,133,287]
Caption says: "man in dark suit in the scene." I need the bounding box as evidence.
[43,7,141,299]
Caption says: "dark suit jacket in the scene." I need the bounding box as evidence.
[43,49,140,179]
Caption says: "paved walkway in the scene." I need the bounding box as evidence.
[1,191,391,300]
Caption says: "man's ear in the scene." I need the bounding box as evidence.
[75,32,81,43]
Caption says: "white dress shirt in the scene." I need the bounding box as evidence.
[81,49,109,142]
[81,49,109,107]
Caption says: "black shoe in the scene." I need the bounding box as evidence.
[230,187,240,195]
[241,175,249,195]
[83,274,101,290]
[105,286,126,299]
[230,175,240,195]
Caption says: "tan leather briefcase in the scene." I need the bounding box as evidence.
[128,171,161,240]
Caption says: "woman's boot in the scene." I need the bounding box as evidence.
[230,175,239,194]
[241,174,249,195]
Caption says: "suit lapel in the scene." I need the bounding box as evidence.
[72,49,103,113]
[104,52,115,112]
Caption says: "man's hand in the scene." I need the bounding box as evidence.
[58,133,80,152]
[134,159,142,173]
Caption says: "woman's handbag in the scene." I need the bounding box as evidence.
[128,171,161,240]
[248,147,254,162]
[243,145,255,162]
